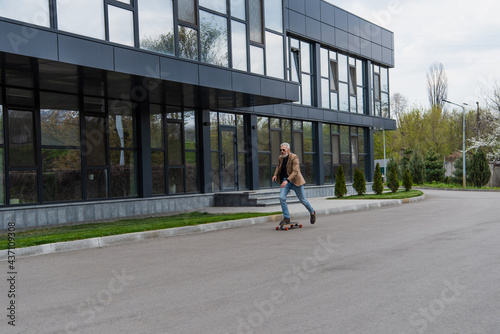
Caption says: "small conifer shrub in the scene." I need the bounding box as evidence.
[402,168,413,191]
[335,165,347,197]
[353,168,366,195]
[373,163,384,195]
[387,165,399,193]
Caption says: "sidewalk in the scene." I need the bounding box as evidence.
[0,194,426,260]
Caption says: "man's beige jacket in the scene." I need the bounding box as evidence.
[273,153,306,186]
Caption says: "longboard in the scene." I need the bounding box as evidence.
[276,222,303,231]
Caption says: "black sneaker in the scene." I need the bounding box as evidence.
[310,211,316,224]
[279,218,291,226]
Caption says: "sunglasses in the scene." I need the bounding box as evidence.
[280,149,287,151]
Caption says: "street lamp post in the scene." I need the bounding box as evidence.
[443,99,468,187]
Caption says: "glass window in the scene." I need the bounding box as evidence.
[231,21,247,71]
[6,88,34,107]
[301,74,311,106]
[42,149,82,202]
[115,0,131,4]
[357,87,364,114]
[332,135,340,165]
[8,110,35,167]
[200,11,228,67]
[290,49,300,82]
[320,48,329,78]
[231,0,246,20]
[321,79,329,108]
[0,0,50,27]
[178,0,196,24]
[152,151,165,195]
[382,92,390,118]
[167,123,183,165]
[351,135,359,165]
[257,117,269,151]
[0,149,4,204]
[84,97,105,113]
[374,73,381,100]
[258,153,270,188]
[303,122,313,153]
[178,26,199,61]
[0,93,4,145]
[184,111,196,150]
[250,46,264,75]
[249,0,263,43]
[381,68,389,92]
[338,54,348,82]
[329,60,338,92]
[85,116,106,167]
[300,42,310,74]
[139,0,175,55]
[330,91,338,110]
[110,150,137,197]
[293,131,303,161]
[39,62,79,94]
[150,105,164,149]
[10,170,37,204]
[356,59,363,86]
[265,32,284,79]
[339,83,348,112]
[340,126,349,154]
[57,0,105,40]
[349,67,357,94]
[211,152,220,191]
[168,168,185,194]
[200,0,226,14]
[109,103,135,149]
[40,93,80,147]
[264,0,283,32]
[108,5,134,46]
[86,169,108,199]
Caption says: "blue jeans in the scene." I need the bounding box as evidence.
[279,182,314,219]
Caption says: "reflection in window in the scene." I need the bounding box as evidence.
[151,151,165,195]
[110,150,137,197]
[179,26,199,61]
[265,32,284,79]
[167,123,182,166]
[42,149,82,202]
[200,0,226,13]
[249,0,263,43]
[108,5,134,46]
[39,62,79,94]
[250,46,264,75]
[0,149,4,204]
[139,0,175,55]
[109,104,135,149]
[85,116,106,167]
[0,0,50,27]
[9,170,37,204]
[86,169,108,199]
[231,21,247,71]
[264,0,283,32]
[168,168,185,194]
[231,0,246,20]
[290,49,300,83]
[57,0,105,40]
[40,93,80,147]
[178,0,196,24]
[200,11,228,67]
[351,135,359,165]
[8,110,35,167]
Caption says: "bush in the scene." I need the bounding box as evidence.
[353,168,366,195]
[469,148,491,187]
[425,150,445,183]
[373,163,384,195]
[452,155,471,185]
[387,165,399,193]
[387,157,401,180]
[335,165,347,197]
[409,151,425,184]
[402,168,413,191]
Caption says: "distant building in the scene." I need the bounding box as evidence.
[0,0,395,228]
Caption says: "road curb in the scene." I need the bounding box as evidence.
[0,195,425,260]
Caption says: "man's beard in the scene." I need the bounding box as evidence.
[281,152,289,158]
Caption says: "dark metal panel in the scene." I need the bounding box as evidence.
[334,8,348,31]
[373,118,384,128]
[348,14,360,36]
[288,10,306,36]
[350,114,363,125]
[308,108,323,121]
[382,47,393,66]
[0,21,58,61]
[320,2,336,25]
[360,39,372,58]
[371,25,383,45]
[321,23,335,45]
[305,0,321,20]
[384,118,397,130]
[348,34,361,54]
[338,112,350,124]
[360,19,372,40]
[232,71,261,95]
[288,0,305,13]
[382,29,394,50]
[363,116,374,126]
[335,28,349,51]
[286,82,300,102]
[260,77,286,99]
[114,47,161,78]
[58,35,114,70]
[371,44,383,63]
[324,110,338,123]
[273,104,292,117]
[305,17,321,41]
[160,57,199,85]
[290,105,308,119]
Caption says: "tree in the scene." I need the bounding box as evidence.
[469,149,491,187]
[409,150,425,184]
[387,157,401,180]
[427,62,448,109]
[387,165,399,193]
[391,92,408,127]
[373,163,384,195]
[452,155,471,185]
[402,168,413,191]
[335,165,347,197]
[353,168,366,196]
[425,150,445,183]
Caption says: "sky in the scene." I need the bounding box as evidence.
[326,0,500,111]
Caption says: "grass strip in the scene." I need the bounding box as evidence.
[0,211,280,250]
[328,189,423,200]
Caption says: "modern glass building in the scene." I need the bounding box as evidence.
[0,0,395,227]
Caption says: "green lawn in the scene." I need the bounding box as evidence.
[328,189,423,200]
[0,211,280,250]
[417,183,500,190]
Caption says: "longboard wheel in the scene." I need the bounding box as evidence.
[299,224,303,228]
[276,226,279,230]
[285,226,289,231]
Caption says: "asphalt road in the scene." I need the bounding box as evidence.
[2,189,500,334]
